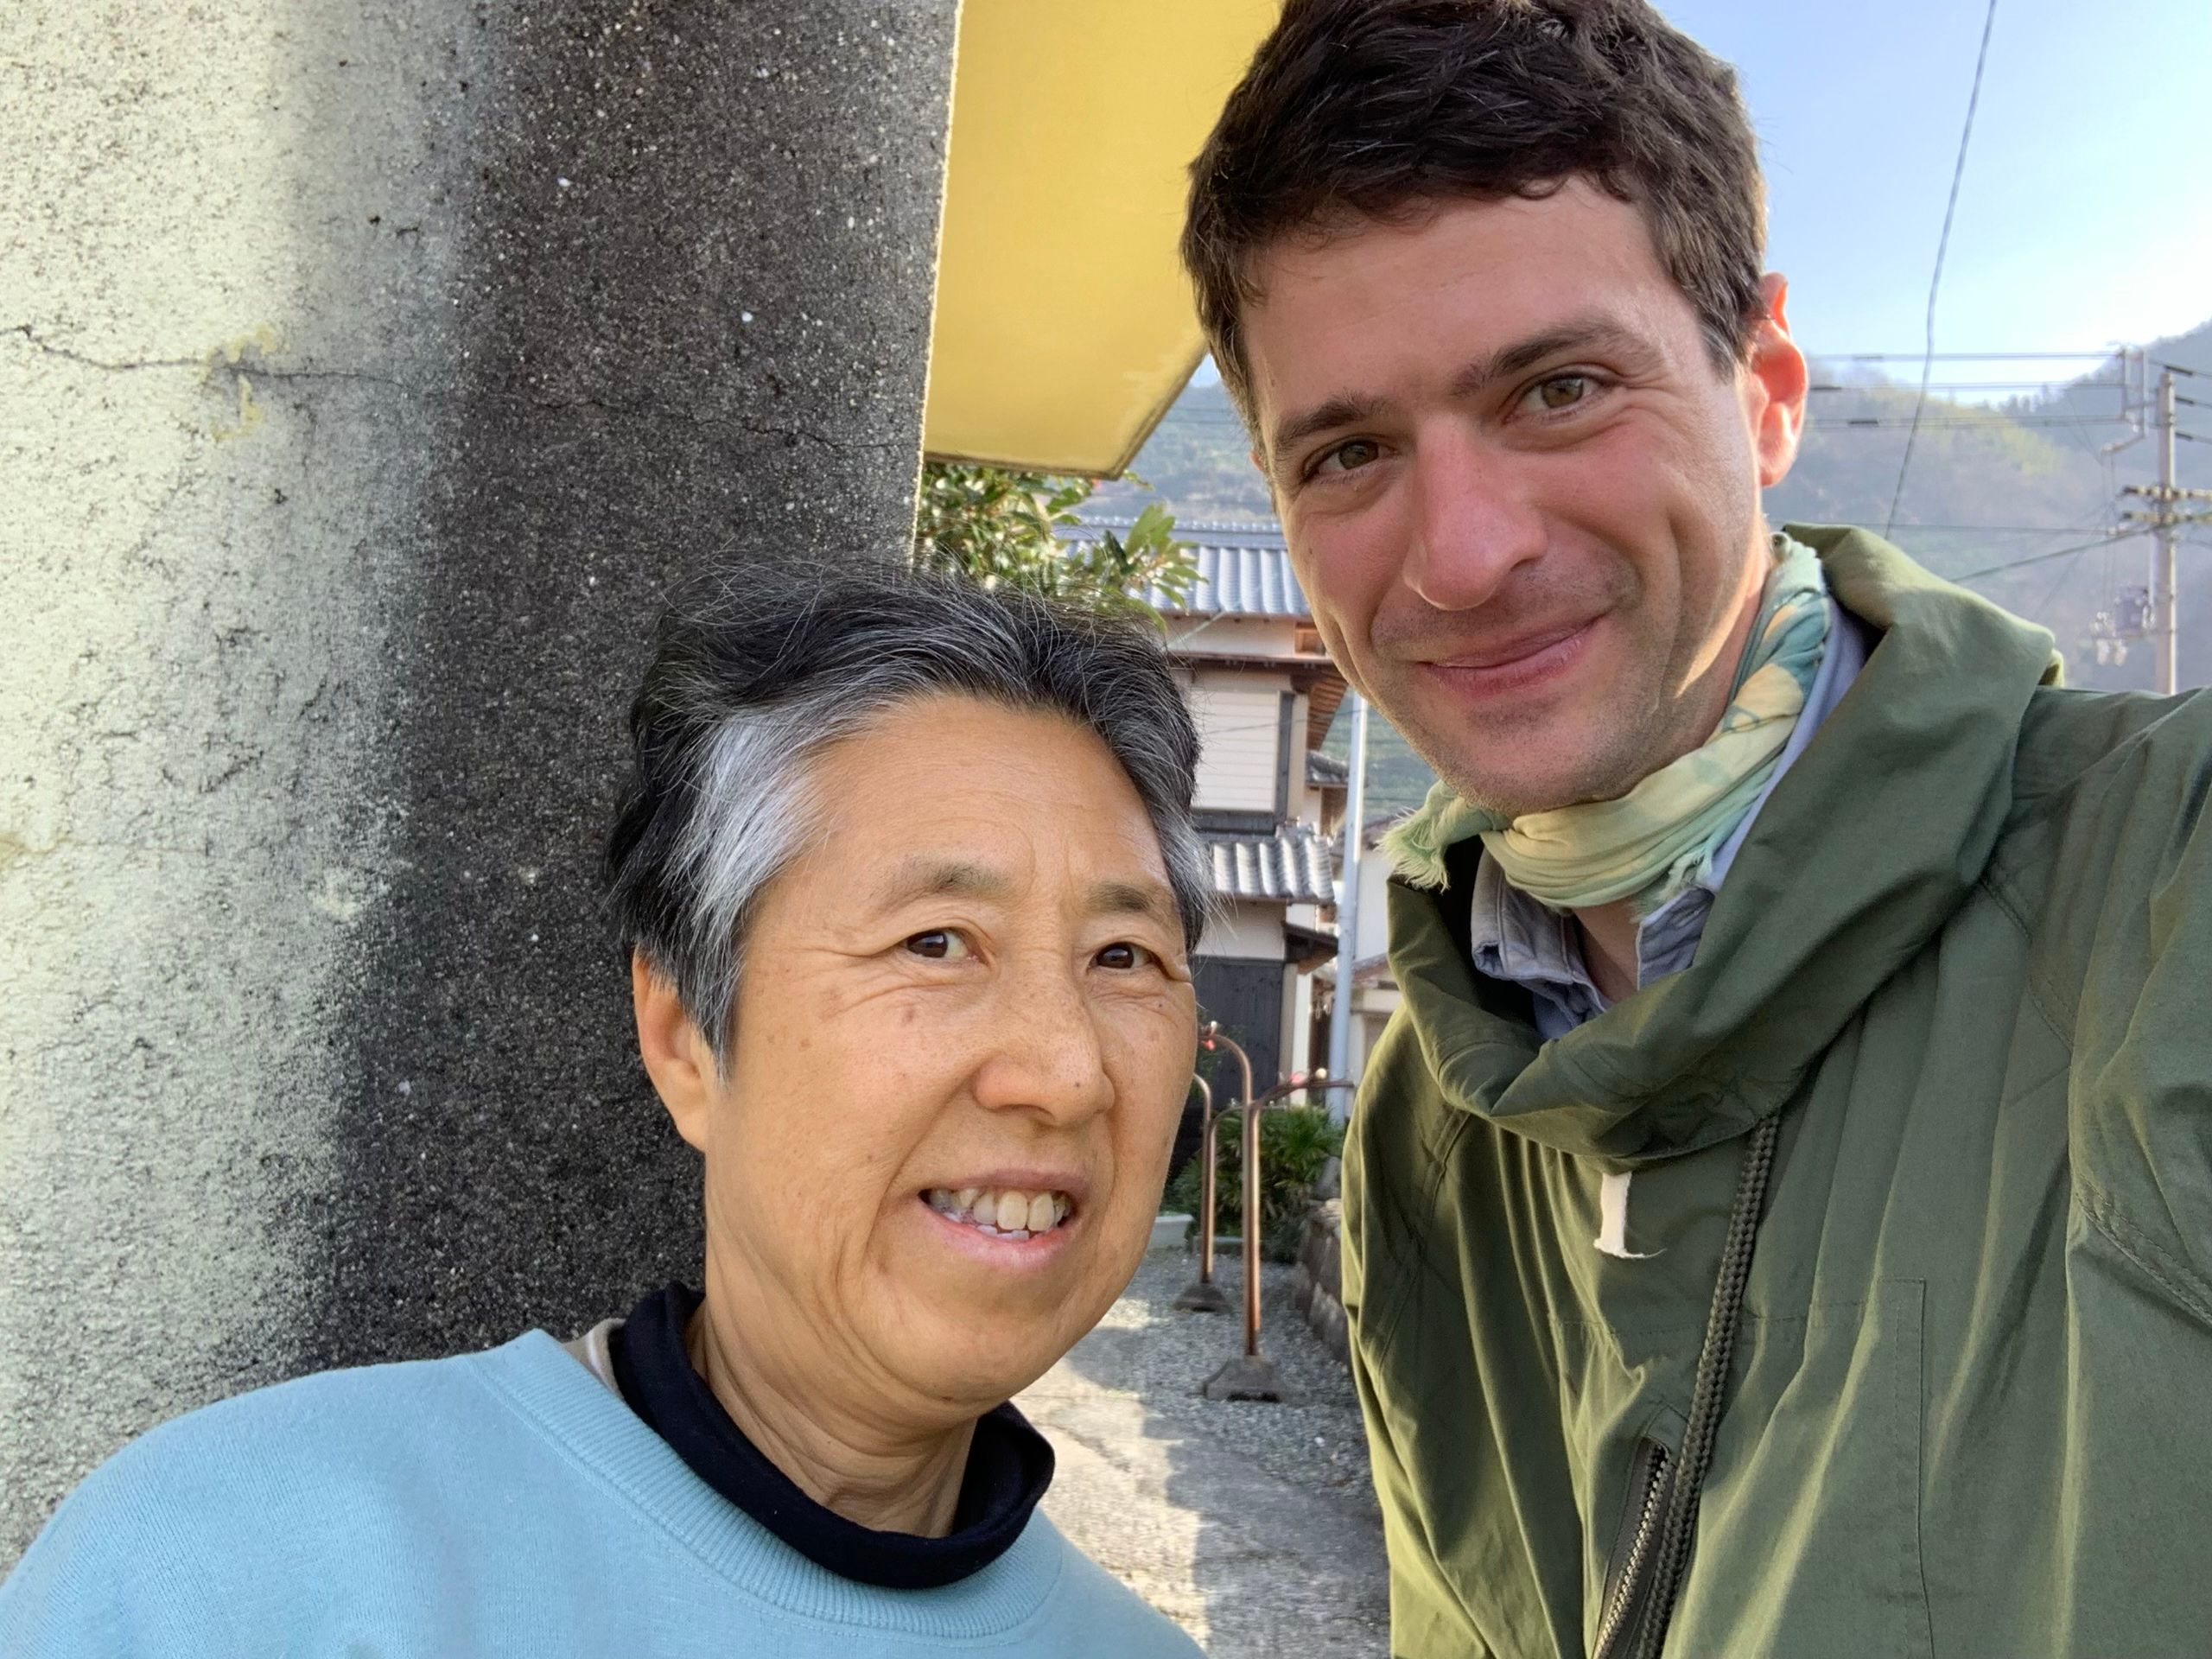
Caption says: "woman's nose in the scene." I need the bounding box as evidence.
[970,972,1115,1124]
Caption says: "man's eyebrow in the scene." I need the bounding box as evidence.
[1268,393,1387,472]
[1265,315,1652,472]
[1451,316,1651,397]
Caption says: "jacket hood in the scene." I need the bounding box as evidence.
[1383,524,2063,1166]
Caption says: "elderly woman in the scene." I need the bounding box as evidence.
[0,563,1210,1657]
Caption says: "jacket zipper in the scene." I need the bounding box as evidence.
[1593,1438,1671,1659]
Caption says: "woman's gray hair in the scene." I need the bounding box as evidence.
[606,559,1210,1066]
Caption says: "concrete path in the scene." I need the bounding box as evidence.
[1018,1255,1391,1657]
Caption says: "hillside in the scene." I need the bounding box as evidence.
[1101,321,2212,818]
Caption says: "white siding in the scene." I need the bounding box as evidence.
[1355,854,1394,962]
[1198,903,1284,962]
[1288,968,1315,1077]
[1166,614,1303,659]
[1189,676,1287,813]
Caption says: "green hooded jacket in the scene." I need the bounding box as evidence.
[1344,527,2212,1658]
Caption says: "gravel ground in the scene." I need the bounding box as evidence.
[1096,1246,1380,1519]
[1020,1241,1391,1656]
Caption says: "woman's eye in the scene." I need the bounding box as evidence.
[904,930,971,961]
[1526,373,1592,413]
[1095,942,1155,971]
[1310,437,1382,478]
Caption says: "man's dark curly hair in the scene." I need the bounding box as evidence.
[1182,0,1768,428]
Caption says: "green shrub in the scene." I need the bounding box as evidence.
[1160,1104,1344,1263]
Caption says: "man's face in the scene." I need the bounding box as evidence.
[1241,181,1804,818]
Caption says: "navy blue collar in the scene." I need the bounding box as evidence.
[609,1283,1053,1590]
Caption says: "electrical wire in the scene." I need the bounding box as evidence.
[1948,530,2140,587]
[1834,350,2111,363]
[1824,416,2130,430]
[1891,0,2003,537]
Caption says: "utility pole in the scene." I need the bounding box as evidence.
[2158,371,2179,696]
[1325,691,1370,1117]
[2120,367,2212,696]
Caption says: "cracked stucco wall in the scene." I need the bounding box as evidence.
[2,0,957,1562]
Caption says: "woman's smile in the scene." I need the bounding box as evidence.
[923,1185,1075,1240]
[915,1186,1086,1270]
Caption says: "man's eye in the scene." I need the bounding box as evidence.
[1095,942,1155,971]
[904,930,971,961]
[1526,374,1591,412]
[1311,437,1382,477]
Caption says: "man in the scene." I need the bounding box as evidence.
[1182,3,2212,1656]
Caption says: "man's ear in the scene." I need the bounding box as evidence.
[1745,271,1808,490]
[632,952,715,1153]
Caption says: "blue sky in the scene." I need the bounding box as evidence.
[1668,0,2209,389]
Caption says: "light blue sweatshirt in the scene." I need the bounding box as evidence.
[0,1332,1202,1658]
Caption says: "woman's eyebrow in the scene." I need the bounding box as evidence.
[873,858,1014,909]
[1086,878,1179,930]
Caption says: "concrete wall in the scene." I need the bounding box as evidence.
[1,0,957,1562]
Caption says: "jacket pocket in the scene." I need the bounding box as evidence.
[1666,1282,1932,1658]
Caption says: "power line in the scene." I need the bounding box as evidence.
[1825,350,2113,363]
[1809,379,2121,393]
[1885,0,2002,539]
[1822,416,2132,430]
[1948,530,2140,587]
[1872,522,2113,533]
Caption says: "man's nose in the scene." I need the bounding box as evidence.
[1399,429,1547,613]
[970,968,1115,1127]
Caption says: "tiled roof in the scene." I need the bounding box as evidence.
[1065,518,1312,620]
[1306,750,1348,787]
[1205,820,1336,906]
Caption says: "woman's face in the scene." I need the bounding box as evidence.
[659,695,1198,1427]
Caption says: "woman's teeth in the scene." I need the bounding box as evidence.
[925,1185,1073,1241]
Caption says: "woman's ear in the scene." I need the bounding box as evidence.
[632,952,715,1153]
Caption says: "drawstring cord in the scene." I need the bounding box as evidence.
[1630,1110,1783,1659]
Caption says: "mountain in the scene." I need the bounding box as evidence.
[1099,320,2212,817]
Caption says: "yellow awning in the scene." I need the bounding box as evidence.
[923,0,1278,478]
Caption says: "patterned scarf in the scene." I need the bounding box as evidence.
[1384,534,1832,917]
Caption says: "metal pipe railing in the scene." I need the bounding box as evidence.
[1187,1033,1362,1399]
[1172,1071,1228,1313]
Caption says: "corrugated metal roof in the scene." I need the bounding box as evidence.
[1204,820,1336,906]
[1064,518,1313,620]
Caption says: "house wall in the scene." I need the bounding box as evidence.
[1166,613,1300,659]
[1352,842,1396,962]
[1186,672,1291,814]
[1284,688,1312,821]
[1288,965,1316,1077]
[1198,903,1285,962]
[1353,984,1404,1077]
